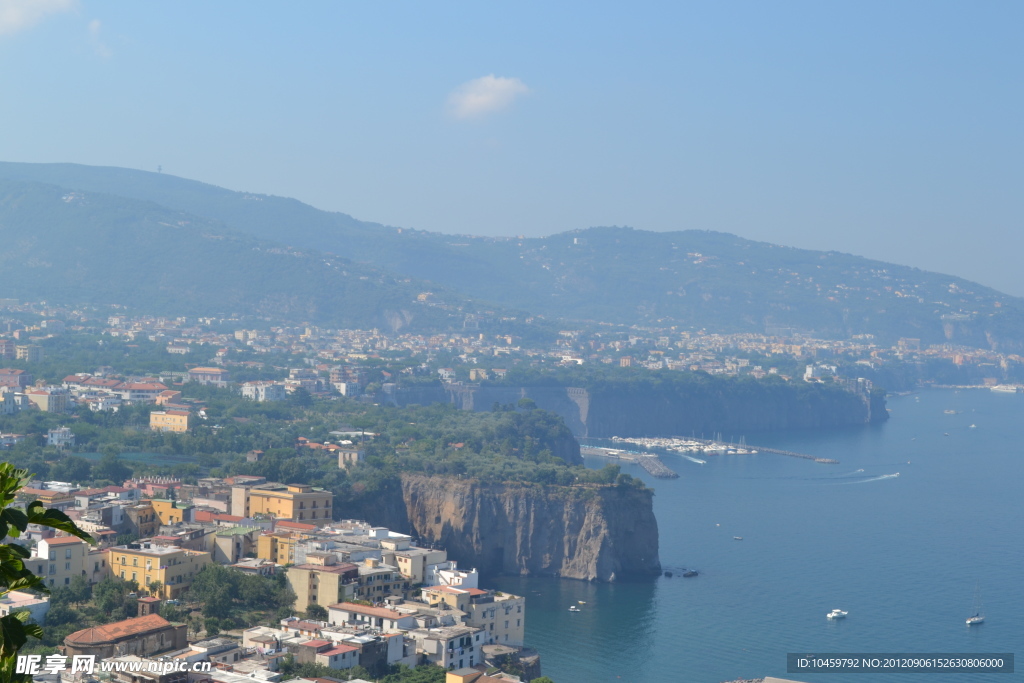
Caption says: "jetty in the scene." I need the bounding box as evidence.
[635,455,680,478]
[581,446,680,478]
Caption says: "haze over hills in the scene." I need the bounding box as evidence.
[1,161,1022,349]
[0,178,485,332]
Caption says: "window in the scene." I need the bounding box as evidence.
[120,571,125,579]
[504,621,509,628]
[64,577,70,585]
[517,619,521,627]
[517,605,522,613]
[65,562,71,570]
[49,564,56,575]
[48,551,56,561]
[132,572,137,581]
[65,549,73,559]
[133,558,138,566]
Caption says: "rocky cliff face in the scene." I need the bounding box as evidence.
[397,474,660,581]
[390,382,883,438]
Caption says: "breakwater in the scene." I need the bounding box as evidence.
[581,446,680,478]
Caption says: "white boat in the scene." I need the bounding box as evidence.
[568,605,580,612]
[966,582,984,625]
[733,536,743,541]
[991,385,1019,393]
[827,609,848,620]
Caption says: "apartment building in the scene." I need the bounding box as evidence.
[150,410,190,432]
[286,556,359,612]
[109,542,212,599]
[31,536,90,589]
[231,483,333,524]
[421,585,525,647]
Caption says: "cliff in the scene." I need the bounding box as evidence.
[397,474,660,581]
[390,379,884,438]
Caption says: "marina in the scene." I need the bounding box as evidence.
[607,435,840,464]
[503,389,1021,683]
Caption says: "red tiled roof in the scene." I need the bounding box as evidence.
[43,536,86,546]
[300,639,331,648]
[64,614,171,646]
[320,644,359,656]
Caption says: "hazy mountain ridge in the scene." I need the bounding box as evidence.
[1,161,1022,348]
[0,178,474,331]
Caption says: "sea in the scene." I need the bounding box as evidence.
[492,389,1023,683]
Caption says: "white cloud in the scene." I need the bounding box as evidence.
[0,0,76,36]
[447,75,529,120]
[88,18,110,57]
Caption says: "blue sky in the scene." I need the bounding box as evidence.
[1,1,1022,294]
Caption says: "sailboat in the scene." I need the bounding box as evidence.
[966,582,984,626]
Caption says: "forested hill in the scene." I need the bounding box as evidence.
[0,178,478,332]
[2,161,1024,348]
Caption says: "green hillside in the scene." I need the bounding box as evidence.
[0,178,469,332]
[1,162,1023,348]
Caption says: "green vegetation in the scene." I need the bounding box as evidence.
[2,162,1021,345]
[27,576,140,654]
[0,179,494,334]
[184,564,295,628]
[0,463,94,682]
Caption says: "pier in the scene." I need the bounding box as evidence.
[635,455,680,478]
[581,446,680,478]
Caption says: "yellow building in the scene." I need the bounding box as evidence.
[109,542,211,599]
[23,388,69,413]
[231,483,333,524]
[31,537,90,589]
[151,500,193,526]
[256,532,299,565]
[149,410,190,433]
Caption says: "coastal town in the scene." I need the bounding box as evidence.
[5,471,540,683]
[2,298,1022,397]
[0,297,1017,683]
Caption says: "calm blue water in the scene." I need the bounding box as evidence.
[493,389,1023,683]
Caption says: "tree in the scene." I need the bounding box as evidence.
[148,580,163,597]
[531,678,556,683]
[0,462,95,683]
[288,388,313,408]
[92,454,132,483]
[304,603,327,621]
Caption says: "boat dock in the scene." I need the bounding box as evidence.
[693,438,839,464]
[600,437,839,465]
[581,446,680,478]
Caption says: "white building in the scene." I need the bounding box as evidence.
[241,381,287,402]
[47,426,75,449]
[427,561,479,589]
[406,625,486,670]
[0,591,49,623]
